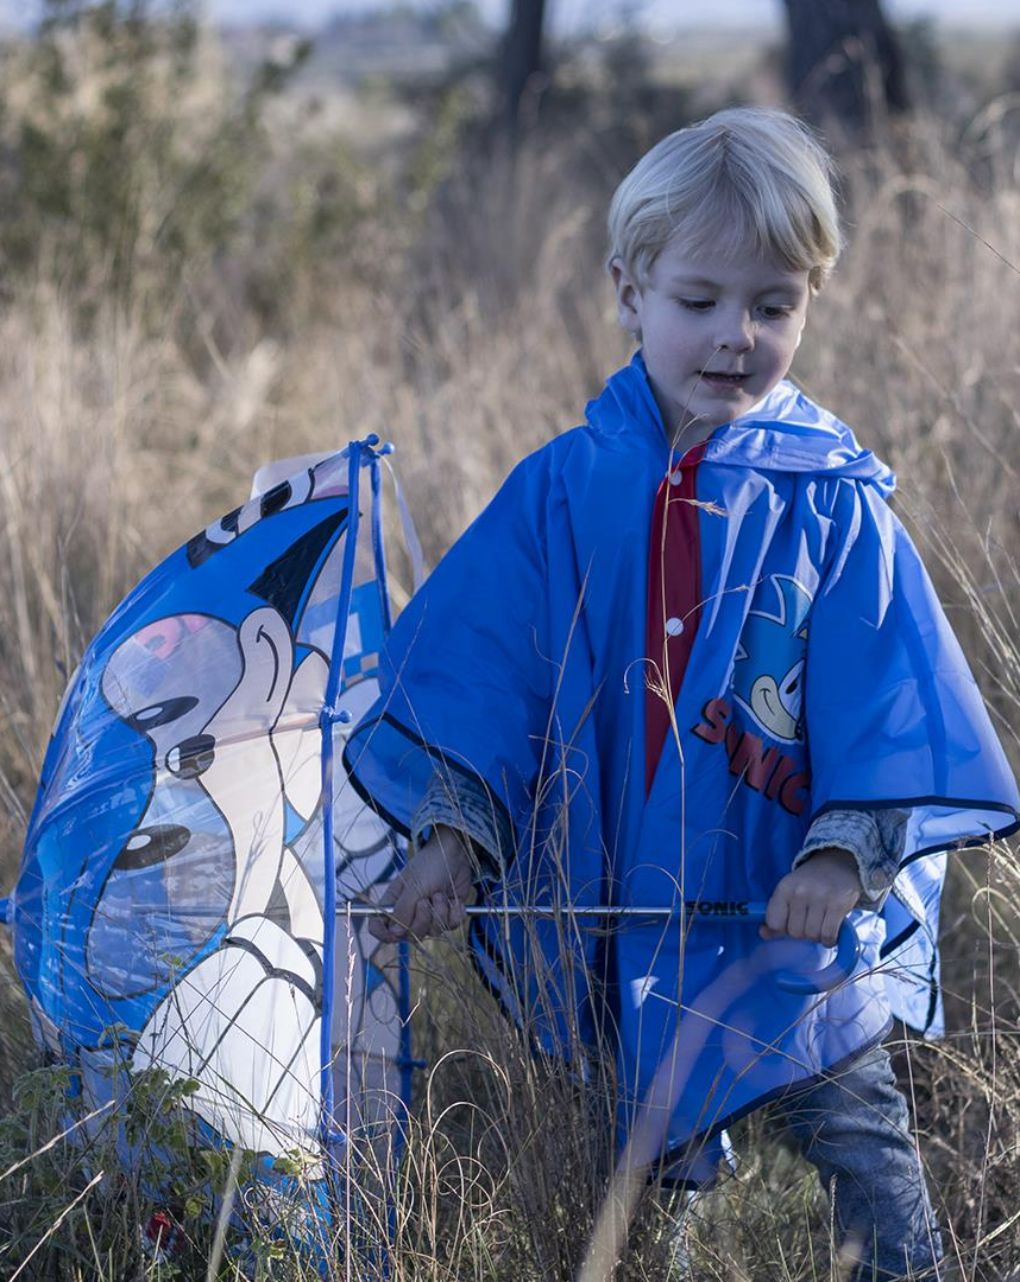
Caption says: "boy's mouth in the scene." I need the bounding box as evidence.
[699,370,749,386]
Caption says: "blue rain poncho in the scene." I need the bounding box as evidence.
[345,353,1019,1181]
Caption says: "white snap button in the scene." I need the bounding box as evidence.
[665,617,684,636]
[669,471,682,486]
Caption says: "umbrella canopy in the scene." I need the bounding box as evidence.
[4,435,412,1224]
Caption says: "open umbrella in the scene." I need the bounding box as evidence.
[0,434,418,1256]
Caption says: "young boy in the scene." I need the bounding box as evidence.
[344,108,1019,1279]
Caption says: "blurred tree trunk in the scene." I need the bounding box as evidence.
[781,0,911,136]
[501,0,547,141]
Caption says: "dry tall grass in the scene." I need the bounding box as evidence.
[1,19,1019,1279]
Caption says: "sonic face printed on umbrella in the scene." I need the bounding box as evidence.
[86,614,243,998]
[92,604,328,1154]
[96,608,325,947]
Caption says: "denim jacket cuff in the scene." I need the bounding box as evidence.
[411,770,510,882]
[793,808,910,909]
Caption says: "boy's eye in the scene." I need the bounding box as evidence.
[760,305,793,320]
[678,298,714,312]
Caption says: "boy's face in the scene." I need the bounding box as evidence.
[611,235,811,442]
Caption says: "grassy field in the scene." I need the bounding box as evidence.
[1,8,1019,1279]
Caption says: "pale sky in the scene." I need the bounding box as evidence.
[1,0,1017,31]
[207,0,1020,31]
[207,0,1020,30]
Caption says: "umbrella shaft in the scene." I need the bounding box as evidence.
[338,902,768,921]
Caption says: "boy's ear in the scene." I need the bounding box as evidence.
[609,256,643,340]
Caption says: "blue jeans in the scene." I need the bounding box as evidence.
[774,1044,943,1280]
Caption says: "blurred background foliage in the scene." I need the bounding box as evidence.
[0,0,379,333]
[1,0,1017,337]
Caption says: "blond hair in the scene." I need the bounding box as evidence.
[607,107,843,292]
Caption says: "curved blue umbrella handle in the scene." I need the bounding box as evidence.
[682,902,861,993]
[767,917,861,994]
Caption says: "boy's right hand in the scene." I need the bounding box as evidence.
[760,847,862,948]
[368,824,475,943]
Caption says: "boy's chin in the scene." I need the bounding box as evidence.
[676,399,751,435]
[684,383,766,428]
[657,378,765,438]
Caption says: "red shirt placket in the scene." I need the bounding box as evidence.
[645,442,707,796]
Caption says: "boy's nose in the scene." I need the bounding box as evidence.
[713,310,755,352]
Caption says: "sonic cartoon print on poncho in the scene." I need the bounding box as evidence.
[345,353,1019,1183]
[4,439,412,1230]
[688,574,815,830]
[733,575,811,746]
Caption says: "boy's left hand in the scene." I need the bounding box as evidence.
[761,847,862,948]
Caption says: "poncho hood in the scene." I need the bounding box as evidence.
[587,351,896,493]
